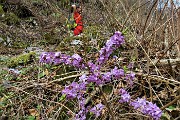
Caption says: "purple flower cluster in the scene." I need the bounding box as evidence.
[75,97,87,120]
[62,82,86,99]
[111,66,124,79]
[119,88,131,103]
[125,72,135,86]
[119,89,162,120]
[98,31,124,64]
[131,98,162,120]
[90,103,105,117]
[39,31,162,119]
[86,66,134,85]
[39,52,85,68]
[87,61,101,73]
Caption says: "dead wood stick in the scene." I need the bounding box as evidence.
[161,95,180,110]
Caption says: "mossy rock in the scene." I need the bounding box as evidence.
[7,52,36,68]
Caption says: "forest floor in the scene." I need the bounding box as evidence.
[0,0,180,120]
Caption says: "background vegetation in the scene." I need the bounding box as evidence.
[0,0,179,120]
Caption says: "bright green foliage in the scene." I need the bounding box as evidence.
[27,116,36,120]
[7,52,36,68]
[59,94,66,101]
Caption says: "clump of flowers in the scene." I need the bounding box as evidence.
[90,103,105,117]
[119,89,162,120]
[97,31,125,64]
[39,31,162,120]
[40,52,85,68]
[75,97,87,120]
[61,82,86,99]
[119,88,131,103]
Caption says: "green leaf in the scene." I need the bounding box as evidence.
[89,82,95,90]
[161,112,170,120]
[59,94,66,101]
[165,106,176,112]
[123,66,128,73]
[122,27,129,35]
[27,116,35,120]
[37,105,41,110]
[168,106,175,110]
[38,72,45,78]
[102,85,113,94]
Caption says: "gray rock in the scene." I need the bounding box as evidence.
[71,40,83,45]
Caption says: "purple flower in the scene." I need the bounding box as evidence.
[79,74,87,82]
[54,52,61,57]
[87,73,102,85]
[97,31,125,64]
[105,39,114,48]
[62,83,77,99]
[75,110,86,120]
[39,52,47,63]
[39,52,55,64]
[119,89,131,103]
[90,103,105,117]
[119,93,131,103]
[130,98,162,120]
[72,59,80,67]
[62,87,77,99]
[75,97,87,120]
[71,54,83,68]
[110,31,125,47]
[61,82,86,99]
[72,54,82,61]
[79,82,87,91]
[130,100,141,109]
[119,88,127,94]
[130,98,146,110]
[64,57,72,65]
[111,66,124,79]
[142,102,162,120]
[39,52,85,68]
[98,46,113,64]
[88,61,101,72]
[125,72,135,86]
[128,63,134,69]
[102,72,112,82]
[113,55,118,59]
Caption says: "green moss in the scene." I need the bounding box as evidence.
[44,31,59,44]
[7,52,36,68]
[83,25,101,38]
[4,12,20,25]
[12,41,28,48]
[0,4,4,14]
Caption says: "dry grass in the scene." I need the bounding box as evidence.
[0,0,180,119]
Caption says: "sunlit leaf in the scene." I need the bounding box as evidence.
[59,94,66,101]
[166,106,176,112]
[27,115,35,120]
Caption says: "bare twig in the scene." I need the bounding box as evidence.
[98,86,115,120]
[161,95,180,110]
[11,85,75,115]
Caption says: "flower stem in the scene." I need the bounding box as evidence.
[98,86,115,120]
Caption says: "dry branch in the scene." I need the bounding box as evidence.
[150,58,180,66]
